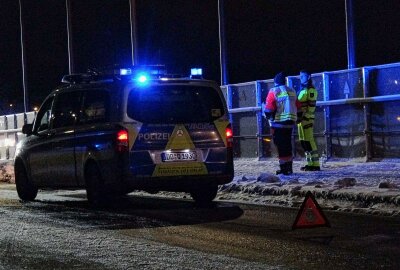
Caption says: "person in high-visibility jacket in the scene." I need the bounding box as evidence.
[297,70,320,171]
[264,72,301,175]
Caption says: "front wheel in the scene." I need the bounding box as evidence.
[15,163,38,201]
[190,185,218,206]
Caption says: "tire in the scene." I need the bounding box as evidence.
[85,163,107,207]
[190,185,218,206]
[15,163,38,201]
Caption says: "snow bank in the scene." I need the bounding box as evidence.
[218,158,400,216]
[0,162,13,184]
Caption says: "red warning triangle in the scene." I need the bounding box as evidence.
[292,191,330,230]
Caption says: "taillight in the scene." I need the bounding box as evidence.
[116,129,129,152]
[226,124,233,148]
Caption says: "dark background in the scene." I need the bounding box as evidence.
[1,0,400,113]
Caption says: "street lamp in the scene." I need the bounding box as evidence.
[218,0,228,85]
[19,0,29,112]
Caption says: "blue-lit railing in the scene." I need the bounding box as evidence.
[222,62,400,160]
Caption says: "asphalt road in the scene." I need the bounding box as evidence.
[0,185,400,270]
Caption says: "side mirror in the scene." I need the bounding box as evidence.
[22,124,34,135]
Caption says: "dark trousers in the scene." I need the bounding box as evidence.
[271,127,293,163]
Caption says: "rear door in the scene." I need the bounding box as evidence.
[125,83,229,177]
[74,89,112,186]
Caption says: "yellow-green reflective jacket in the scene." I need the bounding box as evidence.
[298,87,317,120]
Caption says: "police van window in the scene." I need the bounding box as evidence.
[52,91,81,129]
[34,96,54,133]
[79,90,110,124]
[127,85,224,123]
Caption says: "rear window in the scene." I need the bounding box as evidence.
[127,85,225,123]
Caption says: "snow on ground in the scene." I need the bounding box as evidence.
[218,158,400,216]
[2,158,400,216]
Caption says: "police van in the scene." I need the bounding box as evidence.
[14,66,234,206]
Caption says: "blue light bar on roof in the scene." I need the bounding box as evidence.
[120,68,132,75]
[138,74,148,83]
[191,68,202,76]
[135,72,149,86]
[190,68,203,79]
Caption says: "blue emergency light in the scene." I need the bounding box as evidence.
[119,68,149,85]
[137,74,148,83]
[191,68,202,76]
[135,72,149,86]
[119,68,132,75]
[190,68,203,79]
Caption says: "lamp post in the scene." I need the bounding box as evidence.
[218,0,228,85]
[129,0,139,66]
[19,0,29,112]
[66,0,75,74]
[345,0,356,69]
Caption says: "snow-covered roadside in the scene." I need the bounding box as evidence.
[219,158,400,216]
[2,158,400,216]
[0,162,13,184]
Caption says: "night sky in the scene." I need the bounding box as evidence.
[1,0,400,113]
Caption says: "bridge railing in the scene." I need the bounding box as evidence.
[222,62,400,160]
[0,112,36,160]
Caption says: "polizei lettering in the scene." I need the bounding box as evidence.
[138,132,170,140]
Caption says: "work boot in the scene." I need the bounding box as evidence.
[286,161,293,175]
[300,165,308,171]
[276,164,284,175]
[301,165,321,171]
[305,165,320,171]
[276,162,293,175]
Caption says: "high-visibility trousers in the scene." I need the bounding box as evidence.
[297,120,320,166]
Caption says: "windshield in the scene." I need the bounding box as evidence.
[127,85,225,124]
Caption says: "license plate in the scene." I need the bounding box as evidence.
[161,151,197,162]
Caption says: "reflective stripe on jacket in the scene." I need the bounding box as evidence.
[265,85,299,128]
[298,87,317,120]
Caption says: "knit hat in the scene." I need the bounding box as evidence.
[274,72,286,86]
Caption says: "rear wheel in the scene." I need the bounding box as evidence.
[15,163,38,201]
[85,162,107,207]
[190,185,218,206]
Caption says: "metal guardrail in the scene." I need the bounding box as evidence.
[223,62,400,159]
[1,128,23,134]
[228,94,400,114]
[0,112,36,160]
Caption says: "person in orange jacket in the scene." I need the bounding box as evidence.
[263,72,301,175]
